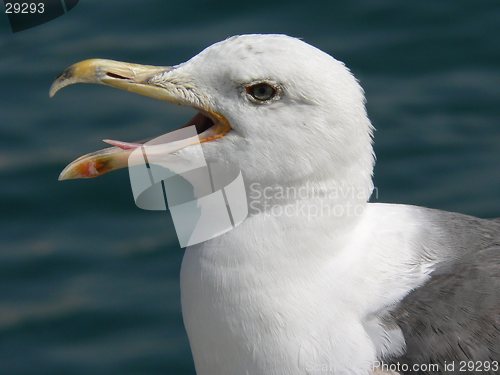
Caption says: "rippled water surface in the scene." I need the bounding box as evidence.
[0,1,499,374]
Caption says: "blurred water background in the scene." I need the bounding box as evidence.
[0,0,499,374]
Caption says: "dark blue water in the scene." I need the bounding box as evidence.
[0,1,499,374]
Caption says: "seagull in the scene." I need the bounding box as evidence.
[50,34,499,375]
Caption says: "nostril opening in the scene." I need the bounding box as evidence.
[106,72,130,80]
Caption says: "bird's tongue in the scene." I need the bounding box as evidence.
[102,139,143,150]
[58,134,192,181]
[58,112,231,181]
[58,127,185,181]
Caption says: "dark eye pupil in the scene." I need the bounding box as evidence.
[248,83,276,101]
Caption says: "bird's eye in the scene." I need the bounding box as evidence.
[246,82,277,102]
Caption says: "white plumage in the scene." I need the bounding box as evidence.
[51,34,500,375]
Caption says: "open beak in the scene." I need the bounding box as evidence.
[50,59,231,180]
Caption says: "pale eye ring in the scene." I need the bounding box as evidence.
[245,82,278,102]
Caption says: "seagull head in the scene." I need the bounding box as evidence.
[51,34,374,201]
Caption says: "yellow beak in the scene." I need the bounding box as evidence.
[50,59,231,180]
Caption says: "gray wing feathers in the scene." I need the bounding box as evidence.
[388,209,500,374]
